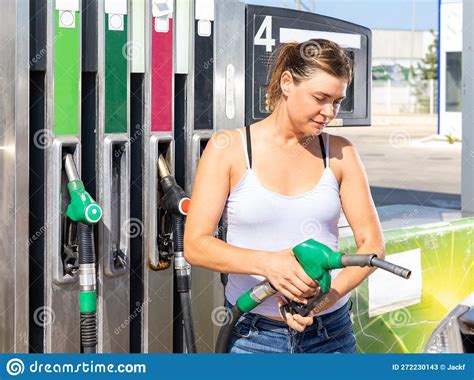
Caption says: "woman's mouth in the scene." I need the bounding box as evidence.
[311,119,327,127]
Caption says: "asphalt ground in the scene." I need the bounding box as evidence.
[330,114,463,210]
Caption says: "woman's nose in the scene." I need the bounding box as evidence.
[320,103,335,119]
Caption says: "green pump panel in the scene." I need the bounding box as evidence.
[54,0,81,136]
[105,1,128,133]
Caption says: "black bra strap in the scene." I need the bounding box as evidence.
[245,126,325,169]
[245,125,253,168]
[318,134,327,168]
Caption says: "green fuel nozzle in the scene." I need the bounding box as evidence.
[62,154,99,353]
[235,239,411,315]
[64,154,102,225]
[215,240,411,353]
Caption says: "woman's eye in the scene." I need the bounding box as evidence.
[314,96,324,102]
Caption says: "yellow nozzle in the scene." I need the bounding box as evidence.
[157,154,171,179]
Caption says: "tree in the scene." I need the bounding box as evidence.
[409,31,438,112]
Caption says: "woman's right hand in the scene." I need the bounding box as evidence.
[262,248,319,304]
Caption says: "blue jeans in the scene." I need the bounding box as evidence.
[225,298,356,354]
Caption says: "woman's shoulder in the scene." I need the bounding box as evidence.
[326,132,353,150]
[209,128,247,154]
[203,128,247,165]
[326,133,356,157]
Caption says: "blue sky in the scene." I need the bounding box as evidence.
[244,0,439,31]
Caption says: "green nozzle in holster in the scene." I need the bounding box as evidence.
[65,180,102,225]
[63,154,102,225]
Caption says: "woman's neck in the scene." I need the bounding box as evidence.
[263,103,315,148]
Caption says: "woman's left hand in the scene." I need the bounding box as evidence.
[276,295,314,332]
[276,288,342,332]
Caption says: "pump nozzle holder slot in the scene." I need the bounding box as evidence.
[51,137,81,285]
[102,135,130,277]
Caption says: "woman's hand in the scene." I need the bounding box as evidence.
[262,248,319,304]
[276,288,342,332]
[276,295,314,332]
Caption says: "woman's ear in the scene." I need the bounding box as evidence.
[280,70,293,97]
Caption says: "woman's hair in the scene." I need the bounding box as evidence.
[266,39,353,112]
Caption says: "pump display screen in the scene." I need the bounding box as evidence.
[245,6,371,126]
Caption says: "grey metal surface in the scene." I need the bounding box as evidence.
[44,0,82,353]
[96,0,131,353]
[214,0,246,132]
[462,0,474,213]
[102,136,130,277]
[0,0,30,353]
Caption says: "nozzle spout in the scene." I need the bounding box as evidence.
[158,154,171,179]
[64,154,80,182]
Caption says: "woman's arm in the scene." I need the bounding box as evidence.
[330,136,385,301]
[184,130,267,275]
[184,130,317,304]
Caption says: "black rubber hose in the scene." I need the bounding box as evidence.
[78,222,97,353]
[172,214,184,252]
[215,305,242,353]
[79,223,95,264]
[81,312,97,353]
[180,291,197,353]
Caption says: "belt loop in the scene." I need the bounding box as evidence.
[316,315,323,333]
[250,313,260,329]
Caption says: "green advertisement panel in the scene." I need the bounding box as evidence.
[105,14,128,134]
[53,10,80,136]
[340,218,474,353]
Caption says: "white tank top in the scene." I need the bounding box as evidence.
[223,127,350,317]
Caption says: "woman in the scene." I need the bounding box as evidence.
[184,39,384,353]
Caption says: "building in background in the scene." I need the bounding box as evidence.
[371,29,438,116]
[439,0,462,139]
